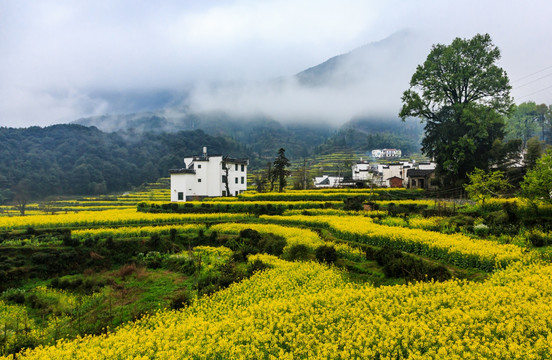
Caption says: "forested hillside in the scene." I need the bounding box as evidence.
[0,125,245,202]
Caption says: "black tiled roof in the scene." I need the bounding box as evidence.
[169,168,196,174]
[407,169,434,177]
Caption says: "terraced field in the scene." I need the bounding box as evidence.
[1,184,551,359]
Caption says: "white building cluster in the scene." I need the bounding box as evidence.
[352,159,436,188]
[170,147,248,202]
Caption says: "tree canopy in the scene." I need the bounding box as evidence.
[273,148,290,192]
[399,33,513,185]
[521,149,552,204]
[464,168,511,205]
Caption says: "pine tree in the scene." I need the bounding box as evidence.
[273,148,290,192]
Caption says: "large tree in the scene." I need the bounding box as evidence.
[399,33,513,186]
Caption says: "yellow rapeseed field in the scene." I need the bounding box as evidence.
[261,215,528,270]
[9,259,552,359]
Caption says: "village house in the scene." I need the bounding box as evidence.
[351,160,373,181]
[406,168,438,190]
[313,175,344,188]
[170,147,248,202]
[371,148,402,159]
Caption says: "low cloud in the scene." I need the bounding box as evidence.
[187,30,430,126]
[1,1,551,127]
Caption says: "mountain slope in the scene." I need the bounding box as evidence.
[0,125,245,202]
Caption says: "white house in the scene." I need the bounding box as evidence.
[417,162,436,170]
[352,160,372,181]
[170,147,248,202]
[371,148,402,159]
[313,175,343,188]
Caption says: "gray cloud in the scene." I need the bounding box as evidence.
[0,0,551,127]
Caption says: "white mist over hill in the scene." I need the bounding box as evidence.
[187,30,430,125]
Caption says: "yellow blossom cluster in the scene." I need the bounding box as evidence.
[72,224,204,239]
[210,223,364,260]
[210,223,324,252]
[408,216,446,230]
[282,208,387,217]
[0,209,251,230]
[11,260,552,359]
[261,215,527,270]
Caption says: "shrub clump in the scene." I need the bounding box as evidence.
[315,245,338,264]
[286,244,310,261]
[367,246,451,282]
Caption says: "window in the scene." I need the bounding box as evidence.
[198,179,202,183]
[235,164,238,171]
[241,177,244,184]
[235,177,238,184]
[235,191,238,196]
[177,192,184,200]
[222,175,227,183]
[241,164,245,172]
[197,164,201,169]
[222,190,226,196]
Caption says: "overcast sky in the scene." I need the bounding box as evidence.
[1,0,551,128]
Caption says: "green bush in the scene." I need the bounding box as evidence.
[344,197,364,211]
[286,244,310,261]
[527,231,551,247]
[169,291,192,310]
[487,210,509,226]
[246,259,272,276]
[315,245,338,264]
[473,223,490,237]
[258,234,286,256]
[4,289,26,304]
[239,229,262,244]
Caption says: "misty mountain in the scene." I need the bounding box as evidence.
[296,30,416,88]
[73,31,425,159]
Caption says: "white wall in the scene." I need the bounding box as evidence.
[352,162,372,181]
[170,173,191,202]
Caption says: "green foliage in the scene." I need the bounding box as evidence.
[315,245,338,264]
[368,247,451,282]
[505,102,541,144]
[526,231,552,248]
[285,244,310,261]
[343,196,364,211]
[399,34,512,185]
[169,290,192,310]
[525,136,545,170]
[473,223,490,237]
[246,259,272,276]
[464,168,512,205]
[521,149,552,204]
[273,148,291,192]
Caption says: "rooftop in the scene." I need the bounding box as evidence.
[407,169,435,177]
